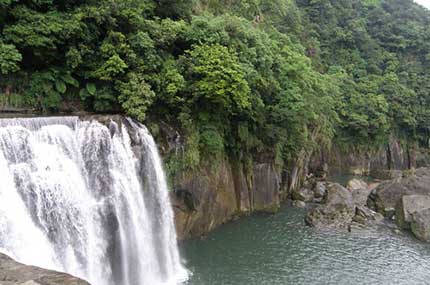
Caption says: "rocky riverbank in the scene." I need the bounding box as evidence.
[293,167,430,243]
[0,253,89,285]
[168,145,428,239]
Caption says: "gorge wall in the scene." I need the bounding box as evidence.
[161,125,428,239]
[309,136,429,179]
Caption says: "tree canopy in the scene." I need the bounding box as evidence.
[1,0,430,168]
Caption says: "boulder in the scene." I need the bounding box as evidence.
[292,200,306,208]
[411,208,430,242]
[313,182,326,199]
[353,206,384,225]
[0,253,89,285]
[305,183,355,229]
[347,179,370,207]
[395,195,430,229]
[368,167,430,215]
[292,186,314,203]
[347,178,368,191]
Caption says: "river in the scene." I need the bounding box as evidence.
[182,205,430,285]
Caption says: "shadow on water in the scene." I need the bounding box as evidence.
[181,205,430,285]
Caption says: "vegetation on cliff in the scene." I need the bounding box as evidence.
[1,0,429,171]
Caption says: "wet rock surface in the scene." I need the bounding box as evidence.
[305,183,355,229]
[0,253,90,285]
[171,160,282,239]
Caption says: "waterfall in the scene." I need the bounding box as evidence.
[0,116,188,285]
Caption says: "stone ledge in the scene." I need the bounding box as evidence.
[0,253,90,285]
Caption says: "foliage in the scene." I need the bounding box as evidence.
[118,73,155,122]
[1,0,430,168]
[181,43,251,115]
[0,42,22,74]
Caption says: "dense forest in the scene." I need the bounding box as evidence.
[1,0,430,172]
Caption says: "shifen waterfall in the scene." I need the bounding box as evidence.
[0,116,188,285]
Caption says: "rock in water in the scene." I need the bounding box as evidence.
[292,200,306,208]
[353,206,384,225]
[369,168,430,214]
[411,208,430,242]
[292,182,314,203]
[395,195,430,229]
[313,182,326,199]
[305,183,355,229]
[347,178,370,207]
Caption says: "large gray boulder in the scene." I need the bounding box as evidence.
[411,208,430,242]
[0,253,90,285]
[368,168,430,215]
[395,195,430,229]
[305,183,355,229]
[347,178,370,207]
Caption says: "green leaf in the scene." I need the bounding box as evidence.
[55,80,67,94]
[86,83,96,95]
[61,74,79,88]
[79,88,89,100]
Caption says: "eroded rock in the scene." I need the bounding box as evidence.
[305,183,355,229]
[252,163,281,212]
[172,160,282,239]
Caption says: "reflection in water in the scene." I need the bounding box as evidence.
[183,206,430,285]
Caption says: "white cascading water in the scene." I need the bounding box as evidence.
[0,116,188,285]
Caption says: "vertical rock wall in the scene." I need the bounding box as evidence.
[171,159,283,240]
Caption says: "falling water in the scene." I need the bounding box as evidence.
[0,116,188,285]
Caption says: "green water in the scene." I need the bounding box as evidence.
[182,206,430,285]
[327,173,375,186]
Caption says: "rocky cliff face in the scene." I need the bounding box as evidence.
[170,159,282,239]
[162,126,428,239]
[309,136,427,178]
[0,253,89,285]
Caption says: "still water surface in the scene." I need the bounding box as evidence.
[182,206,430,285]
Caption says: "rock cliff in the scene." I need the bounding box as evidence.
[171,159,282,239]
